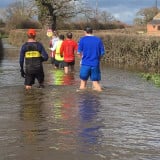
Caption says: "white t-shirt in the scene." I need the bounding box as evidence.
[50,37,59,51]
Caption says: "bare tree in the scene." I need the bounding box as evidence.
[4,0,36,20]
[3,0,37,29]
[134,7,159,25]
[100,11,115,23]
[34,0,88,30]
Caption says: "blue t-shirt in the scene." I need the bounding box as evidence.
[78,35,105,67]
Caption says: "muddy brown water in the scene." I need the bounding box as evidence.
[0,41,160,160]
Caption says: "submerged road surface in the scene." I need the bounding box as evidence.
[0,41,160,160]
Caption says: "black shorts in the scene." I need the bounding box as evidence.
[50,57,55,64]
[54,60,64,68]
[63,61,75,67]
[25,68,44,86]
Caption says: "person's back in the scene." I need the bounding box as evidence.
[55,35,64,61]
[19,29,48,89]
[78,35,104,67]
[55,41,63,60]
[77,26,105,91]
[49,31,59,65]
[54,34,65,68]
[23,42,45,72]
[60,32,78,74]
[60,32,77,62]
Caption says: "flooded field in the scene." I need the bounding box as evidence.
[0,42,160,160]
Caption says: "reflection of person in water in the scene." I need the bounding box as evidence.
[78,93,103,145]
[63,73,75,85]
[48,91,78,151]
[49,69,75,85]
[52,69,64,85]
[19,91,46,143]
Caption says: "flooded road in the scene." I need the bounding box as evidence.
[0,42,160,160]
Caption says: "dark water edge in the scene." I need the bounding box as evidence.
[0,38,4,62]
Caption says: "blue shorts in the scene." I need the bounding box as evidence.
[79,65,101,81]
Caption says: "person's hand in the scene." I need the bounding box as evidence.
[41,57,45,62]
[20,68,25,78]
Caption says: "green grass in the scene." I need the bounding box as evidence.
[141,73,160,87]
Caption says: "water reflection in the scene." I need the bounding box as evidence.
[19,90,47,144]
[20,90,45,122]
[47,69,75,86]
[45,90,106,159]
[11,74,105,158]
[77,92,104,155]
[46,90,79,152]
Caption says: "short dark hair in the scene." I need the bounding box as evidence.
[66,32,72,39]
[84,26,93,34]
[59,34,65,40]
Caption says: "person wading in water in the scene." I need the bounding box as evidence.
[19,29,48,89]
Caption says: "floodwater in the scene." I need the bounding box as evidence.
[0,41,160,160]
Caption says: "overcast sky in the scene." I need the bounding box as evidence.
[88,0,159,24]
[0,0,159,24]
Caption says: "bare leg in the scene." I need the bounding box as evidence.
[79,80,87,90]
[64,66,69,74]
[25,85,32,90]
[92,81,102,91]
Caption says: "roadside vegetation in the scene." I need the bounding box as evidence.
[141,73,160,87]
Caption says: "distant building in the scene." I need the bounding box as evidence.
[147,13,160,36]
